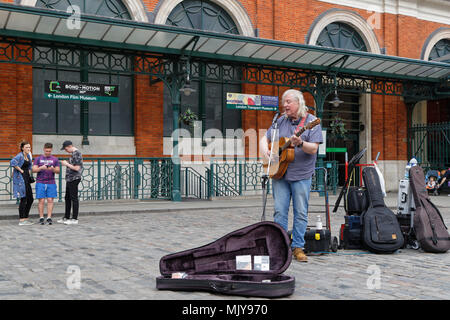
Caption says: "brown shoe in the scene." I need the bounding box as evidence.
[292,248,308,262]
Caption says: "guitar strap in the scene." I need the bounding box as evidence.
[294,115,307,134]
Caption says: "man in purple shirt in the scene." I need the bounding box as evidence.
[260,89,323,262]
[33,143,60,225]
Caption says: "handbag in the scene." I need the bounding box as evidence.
[29,175,35,183]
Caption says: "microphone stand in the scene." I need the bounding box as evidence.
[261,112,280,221]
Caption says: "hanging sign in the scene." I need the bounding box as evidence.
[226,93,278,111]
[44,80,119,102]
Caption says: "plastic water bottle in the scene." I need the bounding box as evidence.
[404,157,418,179]
[316,215,323,230]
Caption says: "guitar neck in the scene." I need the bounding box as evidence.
[281,126,307,151]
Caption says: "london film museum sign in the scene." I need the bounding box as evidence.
[44,80,119,103]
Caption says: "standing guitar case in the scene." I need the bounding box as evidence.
[409,166,450,253]
[360,166,404,253]
[156,221,295,298]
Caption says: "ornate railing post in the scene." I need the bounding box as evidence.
[309,74,334,195]
[168,60,183,201]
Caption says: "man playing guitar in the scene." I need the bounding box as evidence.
[260,89,323,262]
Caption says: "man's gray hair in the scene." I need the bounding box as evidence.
[282,89,308,118]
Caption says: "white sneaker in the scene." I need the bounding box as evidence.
[19,220,34,226]
[64,219,78,225]
[57,218,68,224]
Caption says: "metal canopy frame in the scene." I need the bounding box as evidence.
[0,3,449,201]
[0,3,449,83]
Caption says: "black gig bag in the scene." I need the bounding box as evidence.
[156,221,295,298]
[360,167,404,253]
[409,166,450,253]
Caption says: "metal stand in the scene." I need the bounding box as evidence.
[261,113,279,221]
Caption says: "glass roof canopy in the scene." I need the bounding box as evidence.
[0,3,449,84]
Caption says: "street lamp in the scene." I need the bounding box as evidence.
[179,59,196,96]
[329,88,344,107]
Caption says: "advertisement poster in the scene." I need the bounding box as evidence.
[226,93,278,111]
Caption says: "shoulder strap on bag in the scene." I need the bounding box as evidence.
[362,166,385,208]
[426,198,448,230]
[344,169,355,212]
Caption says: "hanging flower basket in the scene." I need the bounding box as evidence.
[179,108,198,127]
[329,116,347,139]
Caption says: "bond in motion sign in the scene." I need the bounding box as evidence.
[44,80,119,103]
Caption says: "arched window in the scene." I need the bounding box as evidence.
[167,0,238,34]
[163,0,241,136]
[316,22,368,185]
[428,39,450,63]
[316,22,367,51]
[36,0,132,19]
[33,0,134,136]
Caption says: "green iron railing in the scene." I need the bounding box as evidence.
[0,157,173,202]
[209,158,339,196]
[408,122,450,169]
[181,167,208,199]
[1,156,339,202]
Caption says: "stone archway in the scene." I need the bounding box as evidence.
[306,9,381,54]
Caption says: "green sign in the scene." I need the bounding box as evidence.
[226,93,278,111]
[44,80,119,103]
[326,147,347,153]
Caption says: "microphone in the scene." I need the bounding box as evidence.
[271,111,280,125]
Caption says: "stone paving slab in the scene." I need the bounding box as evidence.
[0,196,449,301]
[0,192,448,220]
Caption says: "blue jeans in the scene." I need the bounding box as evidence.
[272,178,312,249]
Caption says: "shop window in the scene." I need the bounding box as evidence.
[33,68,133,136]
[163,0,241,137]
[32,0,133,137]
[316,22,368,186]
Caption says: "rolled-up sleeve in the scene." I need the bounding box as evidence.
[10,155,20,167]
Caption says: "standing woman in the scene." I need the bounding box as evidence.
[11,141,35,225]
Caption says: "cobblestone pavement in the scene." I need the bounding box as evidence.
[0,201,449,301]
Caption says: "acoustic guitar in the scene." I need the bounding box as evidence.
[262,118,321,180]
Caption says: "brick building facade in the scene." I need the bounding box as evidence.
[0,0,449,191]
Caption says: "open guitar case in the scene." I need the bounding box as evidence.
[156,221,295,298]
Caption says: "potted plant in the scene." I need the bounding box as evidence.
[179,108,198,127]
